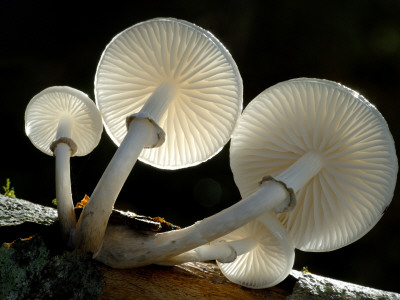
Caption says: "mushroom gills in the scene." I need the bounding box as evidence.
[75,17,243,254]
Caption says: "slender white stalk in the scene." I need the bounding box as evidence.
[54,142,76,239]
[74,82,177,254]
[96,151,323,267]
[140,81,177,124]
[158,238,256,266]
[275,151,324,192]
[74,119,154,253]
[56,115,73,139]
[228,237,258,256]
[53,116,76,239]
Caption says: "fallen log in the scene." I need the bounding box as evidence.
[1,195,399,299]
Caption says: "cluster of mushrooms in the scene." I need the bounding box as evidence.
[25,18,398,289]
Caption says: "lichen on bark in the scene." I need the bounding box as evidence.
[0,235,103,300]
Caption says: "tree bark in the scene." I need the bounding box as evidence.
[1,195,399,300]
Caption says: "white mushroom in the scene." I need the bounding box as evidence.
[94,78,396,275]
[230,78,398,251]
[74,18,242,254]
[25,86,103,239]
[215,212,294,289]
[96,17,242,169]
[158,211,295,289]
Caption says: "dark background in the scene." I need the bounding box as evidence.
[1,0,399,294]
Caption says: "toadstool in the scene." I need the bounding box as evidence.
[25,86,103,239]
[74,17,242,254]
[158,211,295,289]
[214,212,294,289]
[230,78,398,251]
[95,17,242,169]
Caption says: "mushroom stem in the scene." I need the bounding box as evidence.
[103,151,322,266]
[140,81,177,124]
[73,119,153,251]
[157,237,256,266]
[54,142,76,239]
[275,151,324,192]
[228,237,258,256]
[74,81,178,253]
[56,115,73,139]
[53,115,76,240]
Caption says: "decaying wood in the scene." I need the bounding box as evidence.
[1,195,399,299]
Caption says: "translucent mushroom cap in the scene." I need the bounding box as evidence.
[230,78,398,252]
[216,211,295,289]
[25,86,103,157]
[95,17,243,169]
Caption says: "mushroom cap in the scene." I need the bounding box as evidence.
[215,211,295,289]
[230,78,398,252]
[25,86,103,157]
[95,17,243,169]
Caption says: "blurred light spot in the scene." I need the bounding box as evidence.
[193,178,222,208]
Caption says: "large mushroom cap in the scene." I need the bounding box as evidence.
[95,17,243,169]
[216,211,294,289]
[230,78,398,251]
[25,86,103,156]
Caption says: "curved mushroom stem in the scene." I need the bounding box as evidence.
[157,237,256,266]
[73,82,177,254]
[96,151,322,267]
[52,116,77,240]
[53,142,77,239]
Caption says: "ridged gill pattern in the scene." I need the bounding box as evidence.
[95,18,242,169]
[25,86,103,156]
[230,78,397,251]
[216,211,294,288]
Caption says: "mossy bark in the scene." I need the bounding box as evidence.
[1,195,399,300]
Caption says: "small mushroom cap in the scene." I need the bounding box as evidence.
[230,78,398,251]
[25,86,103,156]
[216,211,295,289]
[95,17,243,169]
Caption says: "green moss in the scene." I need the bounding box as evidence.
[2,178,16,198]
[301,266,310,274]
[0,236,103,299]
